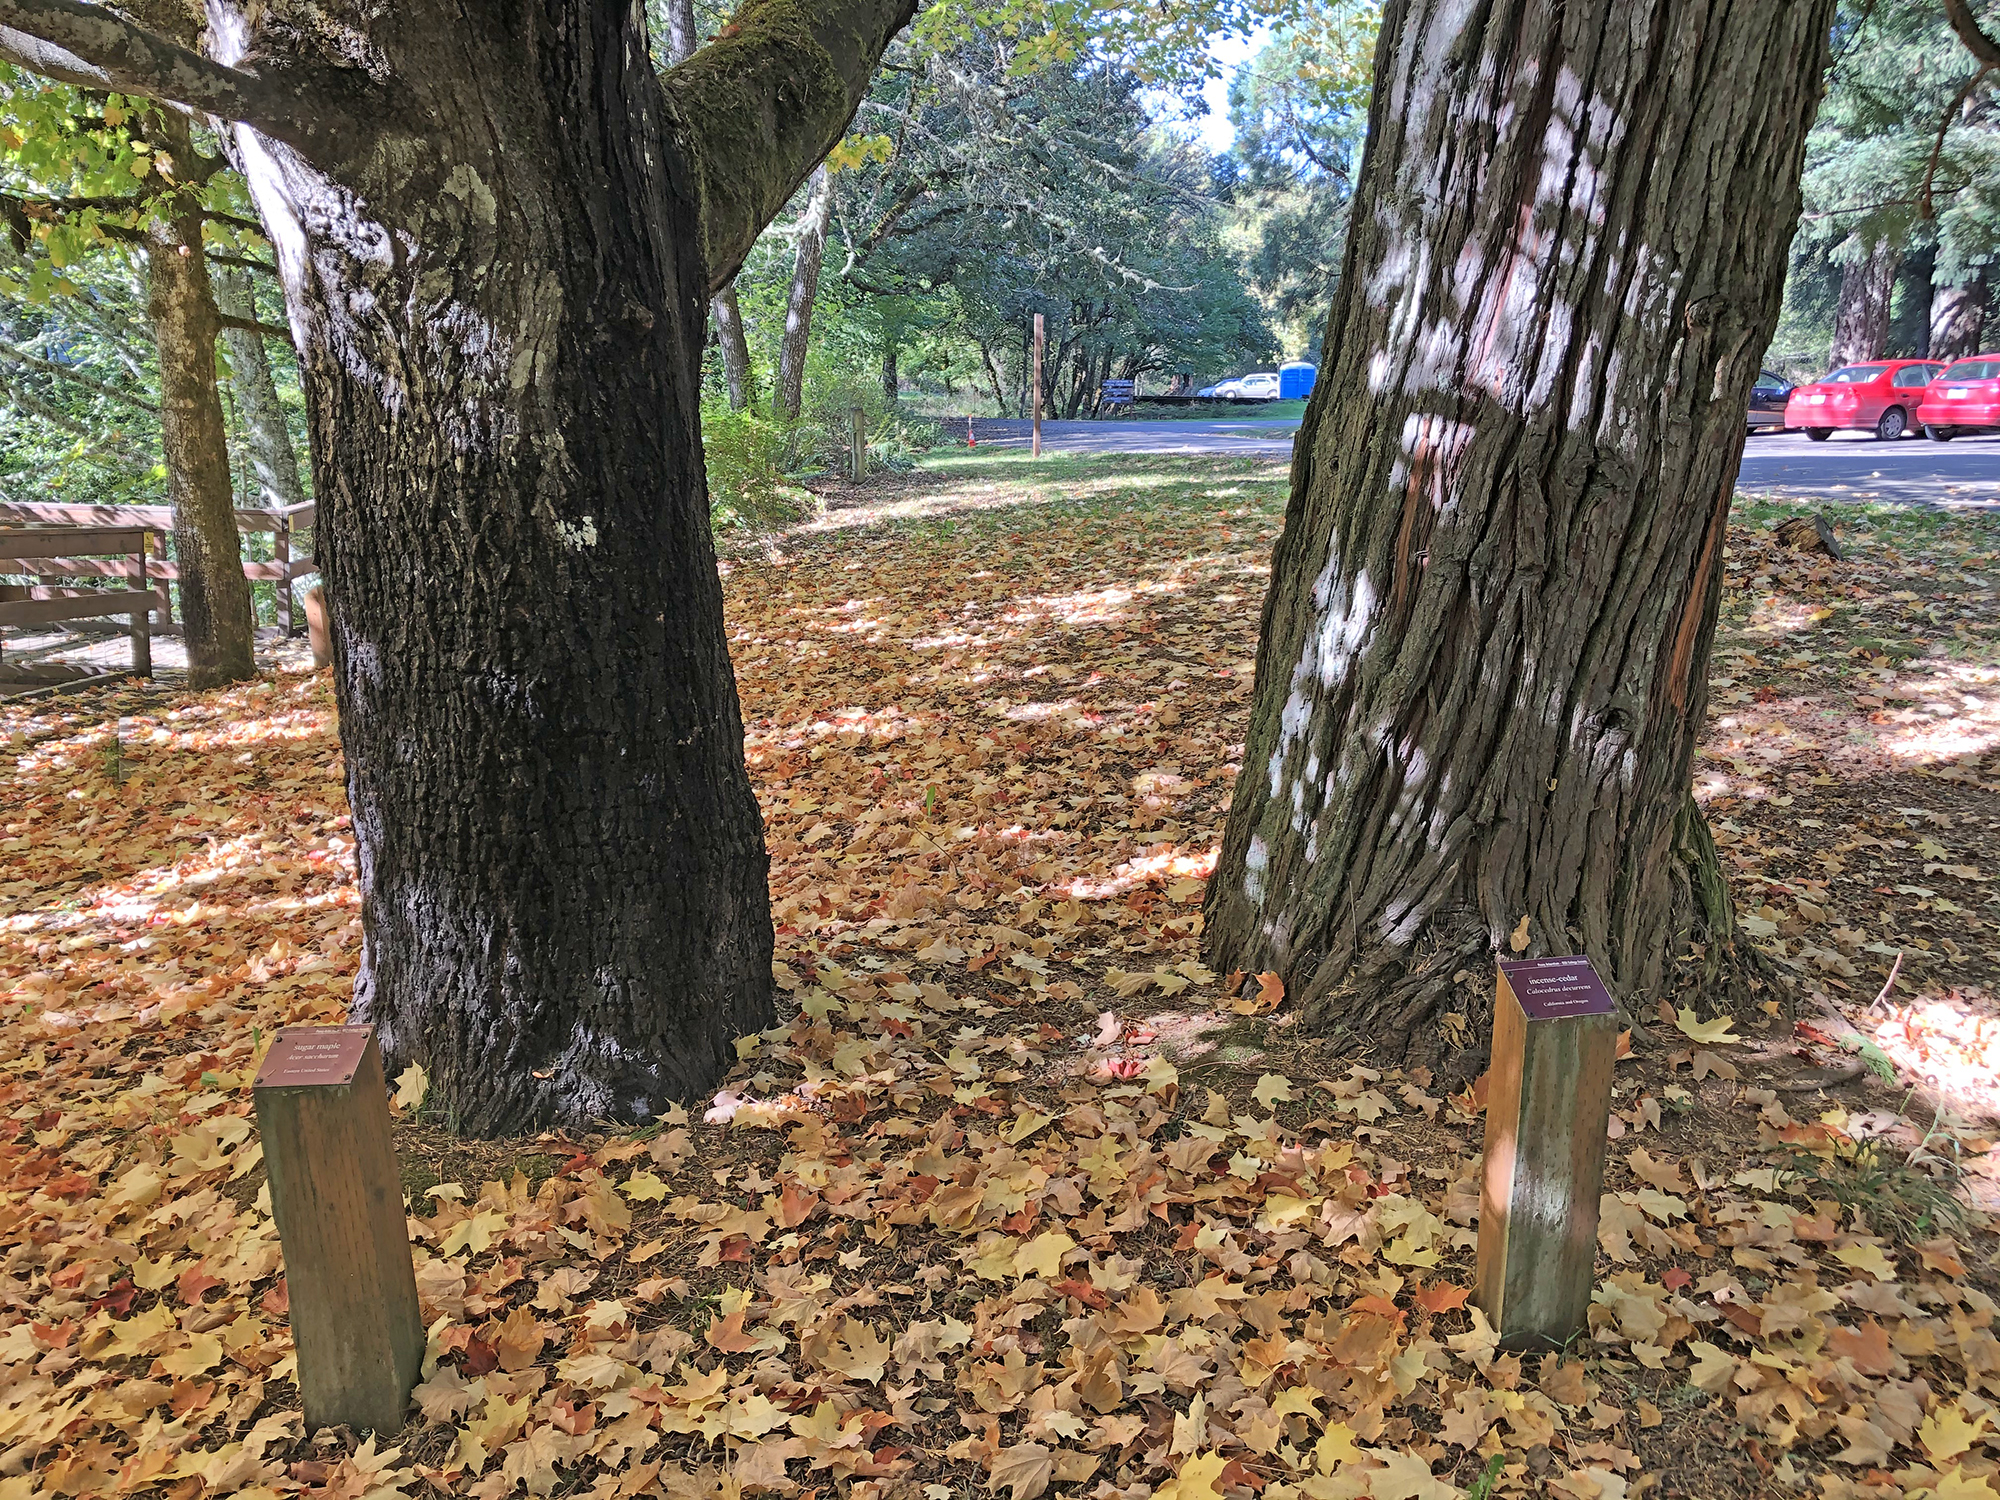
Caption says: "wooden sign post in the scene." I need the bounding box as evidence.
[1474,955,1618,1348]
[254,1025,423,1432]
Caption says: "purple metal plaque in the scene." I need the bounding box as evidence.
[1498,956,1615,1022]
[255,1024,373,1089]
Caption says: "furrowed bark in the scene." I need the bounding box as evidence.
[712,283,755,409]
[1202,0,1832,1071]
[773,165,831,422]
[146,112,255,688]
[1931,265,1991,360]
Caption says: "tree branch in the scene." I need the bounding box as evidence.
[0,0,348,138]
[0,0,263,114]
[218,313,294,344]
[0,339,158,412]
[1944,0,2000,67]
[663,0,920,294]
[1919,64,1992,218]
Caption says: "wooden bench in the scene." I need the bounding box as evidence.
[1,526,155,685]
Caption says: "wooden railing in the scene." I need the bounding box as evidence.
[0,498,317,635]
[0,526,153,684]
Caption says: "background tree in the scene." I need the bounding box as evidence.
[1202,0,1834,1063]
[0,72,264,684]
[0,0,917,1134]
[1772,0,1998,369]
[1217,5,1378,358]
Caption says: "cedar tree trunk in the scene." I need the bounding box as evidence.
[773,164,831,422]
[144,111,256,688]
[1830,234,1902,367]
[1931,265,1990,361]
[1202,0,1832,1065]
[0,0,915,1133]
[215,266,307,511]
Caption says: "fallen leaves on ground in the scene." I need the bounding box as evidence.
[1,457,1997,1500]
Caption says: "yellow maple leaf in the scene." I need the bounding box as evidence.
[619,1169,668,1201]
[1673,1007,1740,1045]
[1833,1242,1897,1281]
[1920,1401,1992,1465]
[1155,1450,1228,1500]
[1252,1073,1293,1108]
[392,1062,428,1111]
[156,1331,221,1379]
[1012,1229,1075,1280]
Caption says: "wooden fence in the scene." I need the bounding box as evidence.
[0,498,317,635]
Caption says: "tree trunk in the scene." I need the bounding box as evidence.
[658,0,757,416]
[1887,243,1935,358]
[981,344,1008,414]
[1931,264,1990,360]
[882,340,898,403]
[773,166,831,423]
[216,6,896,1134]
[215,268,308,511]
[1830,234,1902,366]
[712,283,756,410]
[1202,0,1832,1067]
[0,0,914,1135]
[145,112,256,690]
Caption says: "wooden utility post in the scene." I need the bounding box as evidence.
[254,1025,423,1432]
[1473,956,1618,1349]
[1032,313,1044,458]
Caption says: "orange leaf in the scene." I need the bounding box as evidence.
[1413,1281,1471,1314]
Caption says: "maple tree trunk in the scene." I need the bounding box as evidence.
[1203,0,1831,1065]
[225,10,784,1134]
[1830,235,1902,366]
[774,166,831,422]
[1930,266,1990,361]
[146,115,256,690]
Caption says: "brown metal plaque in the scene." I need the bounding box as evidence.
[255,1024,374,1089]
[1498,956,1615,1022]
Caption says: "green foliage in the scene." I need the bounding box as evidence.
[1219,7,1380,359]
[699,401,819,531]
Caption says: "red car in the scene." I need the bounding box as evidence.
[1784,358,1944,441]
[1913,355,2000,441]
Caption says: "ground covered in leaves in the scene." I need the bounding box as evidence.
[3,453,1999,1500]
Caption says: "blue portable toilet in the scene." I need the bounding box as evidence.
[1279,362,1317,399]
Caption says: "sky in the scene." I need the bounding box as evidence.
[1162,24,1271,154]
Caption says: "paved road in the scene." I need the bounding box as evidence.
[1736,428,2000,508]
[970,417,1298,457]
[967,418,2000,507]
